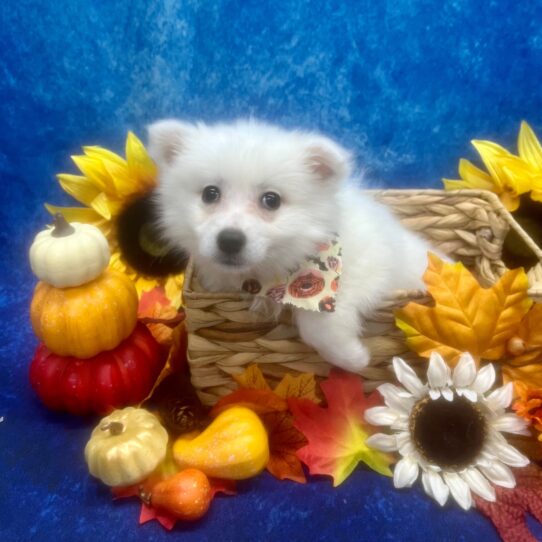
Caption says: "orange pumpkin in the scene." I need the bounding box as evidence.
[30,269,138,358]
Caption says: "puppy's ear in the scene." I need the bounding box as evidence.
[305,137,352,183]
[147,119,195,167]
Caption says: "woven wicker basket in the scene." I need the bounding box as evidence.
[184,189,542,406]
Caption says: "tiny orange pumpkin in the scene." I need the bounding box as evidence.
[145,469,212,521]
[30,269,138,358]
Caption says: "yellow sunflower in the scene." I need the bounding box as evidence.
[443,121,542,212]
[46,132,184,307]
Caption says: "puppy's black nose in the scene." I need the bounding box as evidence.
[217,228,246,255]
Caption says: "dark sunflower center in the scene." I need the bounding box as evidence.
[116,194,189,277]
[410,395,487,469]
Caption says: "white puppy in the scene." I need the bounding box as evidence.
[148,119,432,372]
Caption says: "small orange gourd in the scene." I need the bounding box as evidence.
[30,269,138,358]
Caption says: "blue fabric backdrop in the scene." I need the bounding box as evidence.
[2,1,542,541]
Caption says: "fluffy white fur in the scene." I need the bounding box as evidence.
[149,119,432,372]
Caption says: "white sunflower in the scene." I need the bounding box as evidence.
[365,352,530,510]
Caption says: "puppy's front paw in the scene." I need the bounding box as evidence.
[322,342,371,372]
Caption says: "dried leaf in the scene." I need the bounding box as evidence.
[289,370,392,486]
[474,464,542,542]
[264,411,307,483]
[233,364,271,391]
[209,478,237,498]
[513,304,542,366]
[140,322,188,404]
[234,364,320,403]
[210,389,288,416]
[274,373,320,403]
[138,286,171,317]
[395,253,532,365]
[139,502,177,530]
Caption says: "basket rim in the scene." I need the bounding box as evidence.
[183,188,542,299]
[368,188,542,261]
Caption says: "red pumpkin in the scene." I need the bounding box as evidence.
[29,323,166,415]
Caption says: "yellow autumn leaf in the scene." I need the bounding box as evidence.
[274,373,319,402]
[233,364,320,402]
[233,364,271,391]
[501,304,542,388]
[395,253,532,365]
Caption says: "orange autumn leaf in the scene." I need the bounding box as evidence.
[138,286,185,347]
[274,373,320,403]
[395,253,532,365]
[500,304,542,388]
[233,364,271,391]
[234,364,319,403]
[210,389,288,417]
[507,303,542,366]
[504,365,542,392]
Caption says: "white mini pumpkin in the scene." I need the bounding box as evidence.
[85,407,169,487]
[29,213,110,288]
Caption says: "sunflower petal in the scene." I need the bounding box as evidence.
[518,121,542,171]
[83,145,127,167]
[486,382,514,411]
[479,462,516,488]
[462,467,496,502]
[89,192,113,220]
[57,174,103,209]
[126,131,157,190]
[427,352,451,389]
[442,471,472,510]
[98,158,132,196]
[491,413,529,435]
[71,155,110,192]
[44,204,104,225]
[393,456,419,488]
[456,158,497,191]
[490,438,529,467]
[471,140,513,189]
[364,406,399,426]
[470,364,496,395]
[377,383,414,413]
[453,352,477,388]
[365,433,398,452]
[392,357,427,398]
[422,470,450,506]
[499,191,521,212]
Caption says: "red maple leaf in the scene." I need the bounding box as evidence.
[474,464,542,542]
[288,369,393,486]
[139,502,177,530]
[264,411,308,483]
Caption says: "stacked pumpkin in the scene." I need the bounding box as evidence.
[28,213,166,415]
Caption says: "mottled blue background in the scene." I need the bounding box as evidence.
[2,1,542,540]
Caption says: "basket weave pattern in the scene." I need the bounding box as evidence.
[184,189,542,405]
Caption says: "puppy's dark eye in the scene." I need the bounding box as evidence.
[202,185,221,204]
[260,191,281,210]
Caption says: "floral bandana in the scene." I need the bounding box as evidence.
[242,236,342,312]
